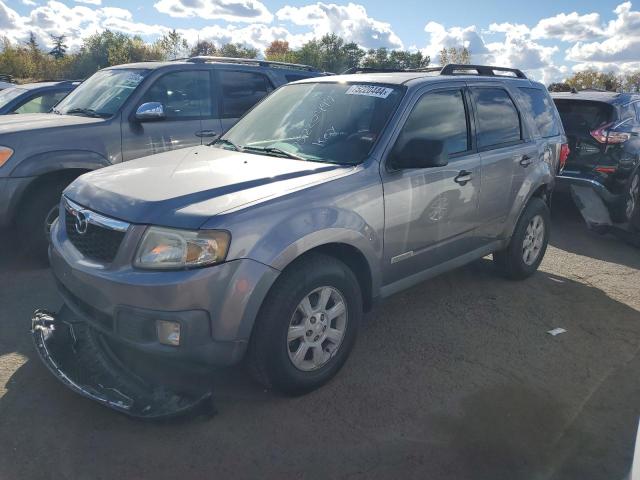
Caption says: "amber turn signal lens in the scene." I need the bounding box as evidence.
[0,147,13,168]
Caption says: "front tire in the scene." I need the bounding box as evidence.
[16,179,68,264]
[493,197,550,280]
[247,253,362,396]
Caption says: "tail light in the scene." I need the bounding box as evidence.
[590,122,631,144]
[595,166,617,174]
[559,143,570,170]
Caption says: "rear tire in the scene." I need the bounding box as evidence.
[16,179,69,264]
[246,253,362,396]
[493,197,550,280]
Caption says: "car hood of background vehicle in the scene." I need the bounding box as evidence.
[65,146,353,229]
[0,113,102,134]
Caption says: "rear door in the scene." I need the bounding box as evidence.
[553,99,615,174]
[121,69,216,161]
[381,85,482,284]
[216,69,274,134]
[469,84,538,236]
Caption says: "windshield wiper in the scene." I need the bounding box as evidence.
[210,138,242,150]
[65,108,108,118]
[242,146,306,161]
[51,108,61,115]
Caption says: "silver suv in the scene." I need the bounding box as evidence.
[33,64,566,418]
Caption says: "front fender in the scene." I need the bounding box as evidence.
[10,150,110,177]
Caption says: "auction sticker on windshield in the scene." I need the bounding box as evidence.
[345,85,394,99]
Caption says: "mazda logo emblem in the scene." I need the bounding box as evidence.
[74,210,89,235]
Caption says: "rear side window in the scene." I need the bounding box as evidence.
[554,100,614,131]
[219,71,273,118]
[519,87,560,138]
[395,89,470,156]
[472,88,521,149]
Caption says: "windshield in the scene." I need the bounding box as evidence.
[55,68,149,118]
[0,87,25,108]
[218,82,404,165]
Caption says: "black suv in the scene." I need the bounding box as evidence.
[552,90,640,230]
[0,57,326,258]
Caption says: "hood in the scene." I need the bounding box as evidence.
[0,113,102,135]
[65,146,353,229]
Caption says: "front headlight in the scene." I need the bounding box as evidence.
[134,226,230,270]
[0,146,14,168]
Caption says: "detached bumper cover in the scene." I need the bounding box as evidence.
[31,308,214,419]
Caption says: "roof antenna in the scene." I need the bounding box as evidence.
[570,87,578,94]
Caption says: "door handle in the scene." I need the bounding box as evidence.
[454,170,473,185]
[519,155,533,167]
[195,130,219,138]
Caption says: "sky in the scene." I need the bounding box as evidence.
[2,0,640,83]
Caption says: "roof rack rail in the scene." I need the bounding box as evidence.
[0,74,15,83]
[185,56,321,72]
[440,64,527,79]
[342,66,440,74]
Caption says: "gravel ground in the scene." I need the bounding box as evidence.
[0,198,639,480]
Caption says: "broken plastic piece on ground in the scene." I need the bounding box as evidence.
[31,307,215,419]
[547,328,567,336]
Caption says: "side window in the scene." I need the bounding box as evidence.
[219,71,273,118]
[13,91,68,114]
[634,102,640,122]
[472,88,522,149]
[393,89,470,158]
[141,71,211,119]
[518,87,560,138]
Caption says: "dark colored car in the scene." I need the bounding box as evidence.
[552,90,640,230]
[0,81,80,115]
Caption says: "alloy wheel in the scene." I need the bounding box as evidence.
[287,286,348,372]
[522,214,545,266]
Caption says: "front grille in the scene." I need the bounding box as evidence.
[65,208,126,263]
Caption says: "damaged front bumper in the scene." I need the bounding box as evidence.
[31,307,214,419]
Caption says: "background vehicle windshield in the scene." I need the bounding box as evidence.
[0,87,25,108]
[221,82,404,164]
[55,69,149,117]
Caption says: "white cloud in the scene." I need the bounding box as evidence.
[154,0,273,23]
[531,12,604,42]
[75,0,102,5]
[276,2,402,49]
[21,0,37,6]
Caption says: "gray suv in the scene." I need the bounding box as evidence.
[33,64,566,418]
[0,57,324,257]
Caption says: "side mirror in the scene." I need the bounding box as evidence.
[135,102,165,122]
[390,138,448,169]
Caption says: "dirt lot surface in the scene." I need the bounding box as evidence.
[1,199,639,480]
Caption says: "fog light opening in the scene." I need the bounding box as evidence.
[156,320,181,346]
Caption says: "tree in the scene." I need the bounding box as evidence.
[218,43,258,59]
[49,34,67,60]
[190,40,217,57]
[265,40,295,62]
[362,48,429,70]
[622,71,640,93]
[565,69,622,91]
[548,82,572,92]
[156,29,188,60]
[439,46,470,65]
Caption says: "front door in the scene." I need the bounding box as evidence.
[381,86,482,285]
[122,70,219,161]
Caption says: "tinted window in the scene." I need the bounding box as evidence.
[394,89,469,156]
[14,91,68,114]
[142,71,211,119]
[554,100,614,131]
[220,71,272,118]
[519,87,560,138]
[472,88,521,149]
